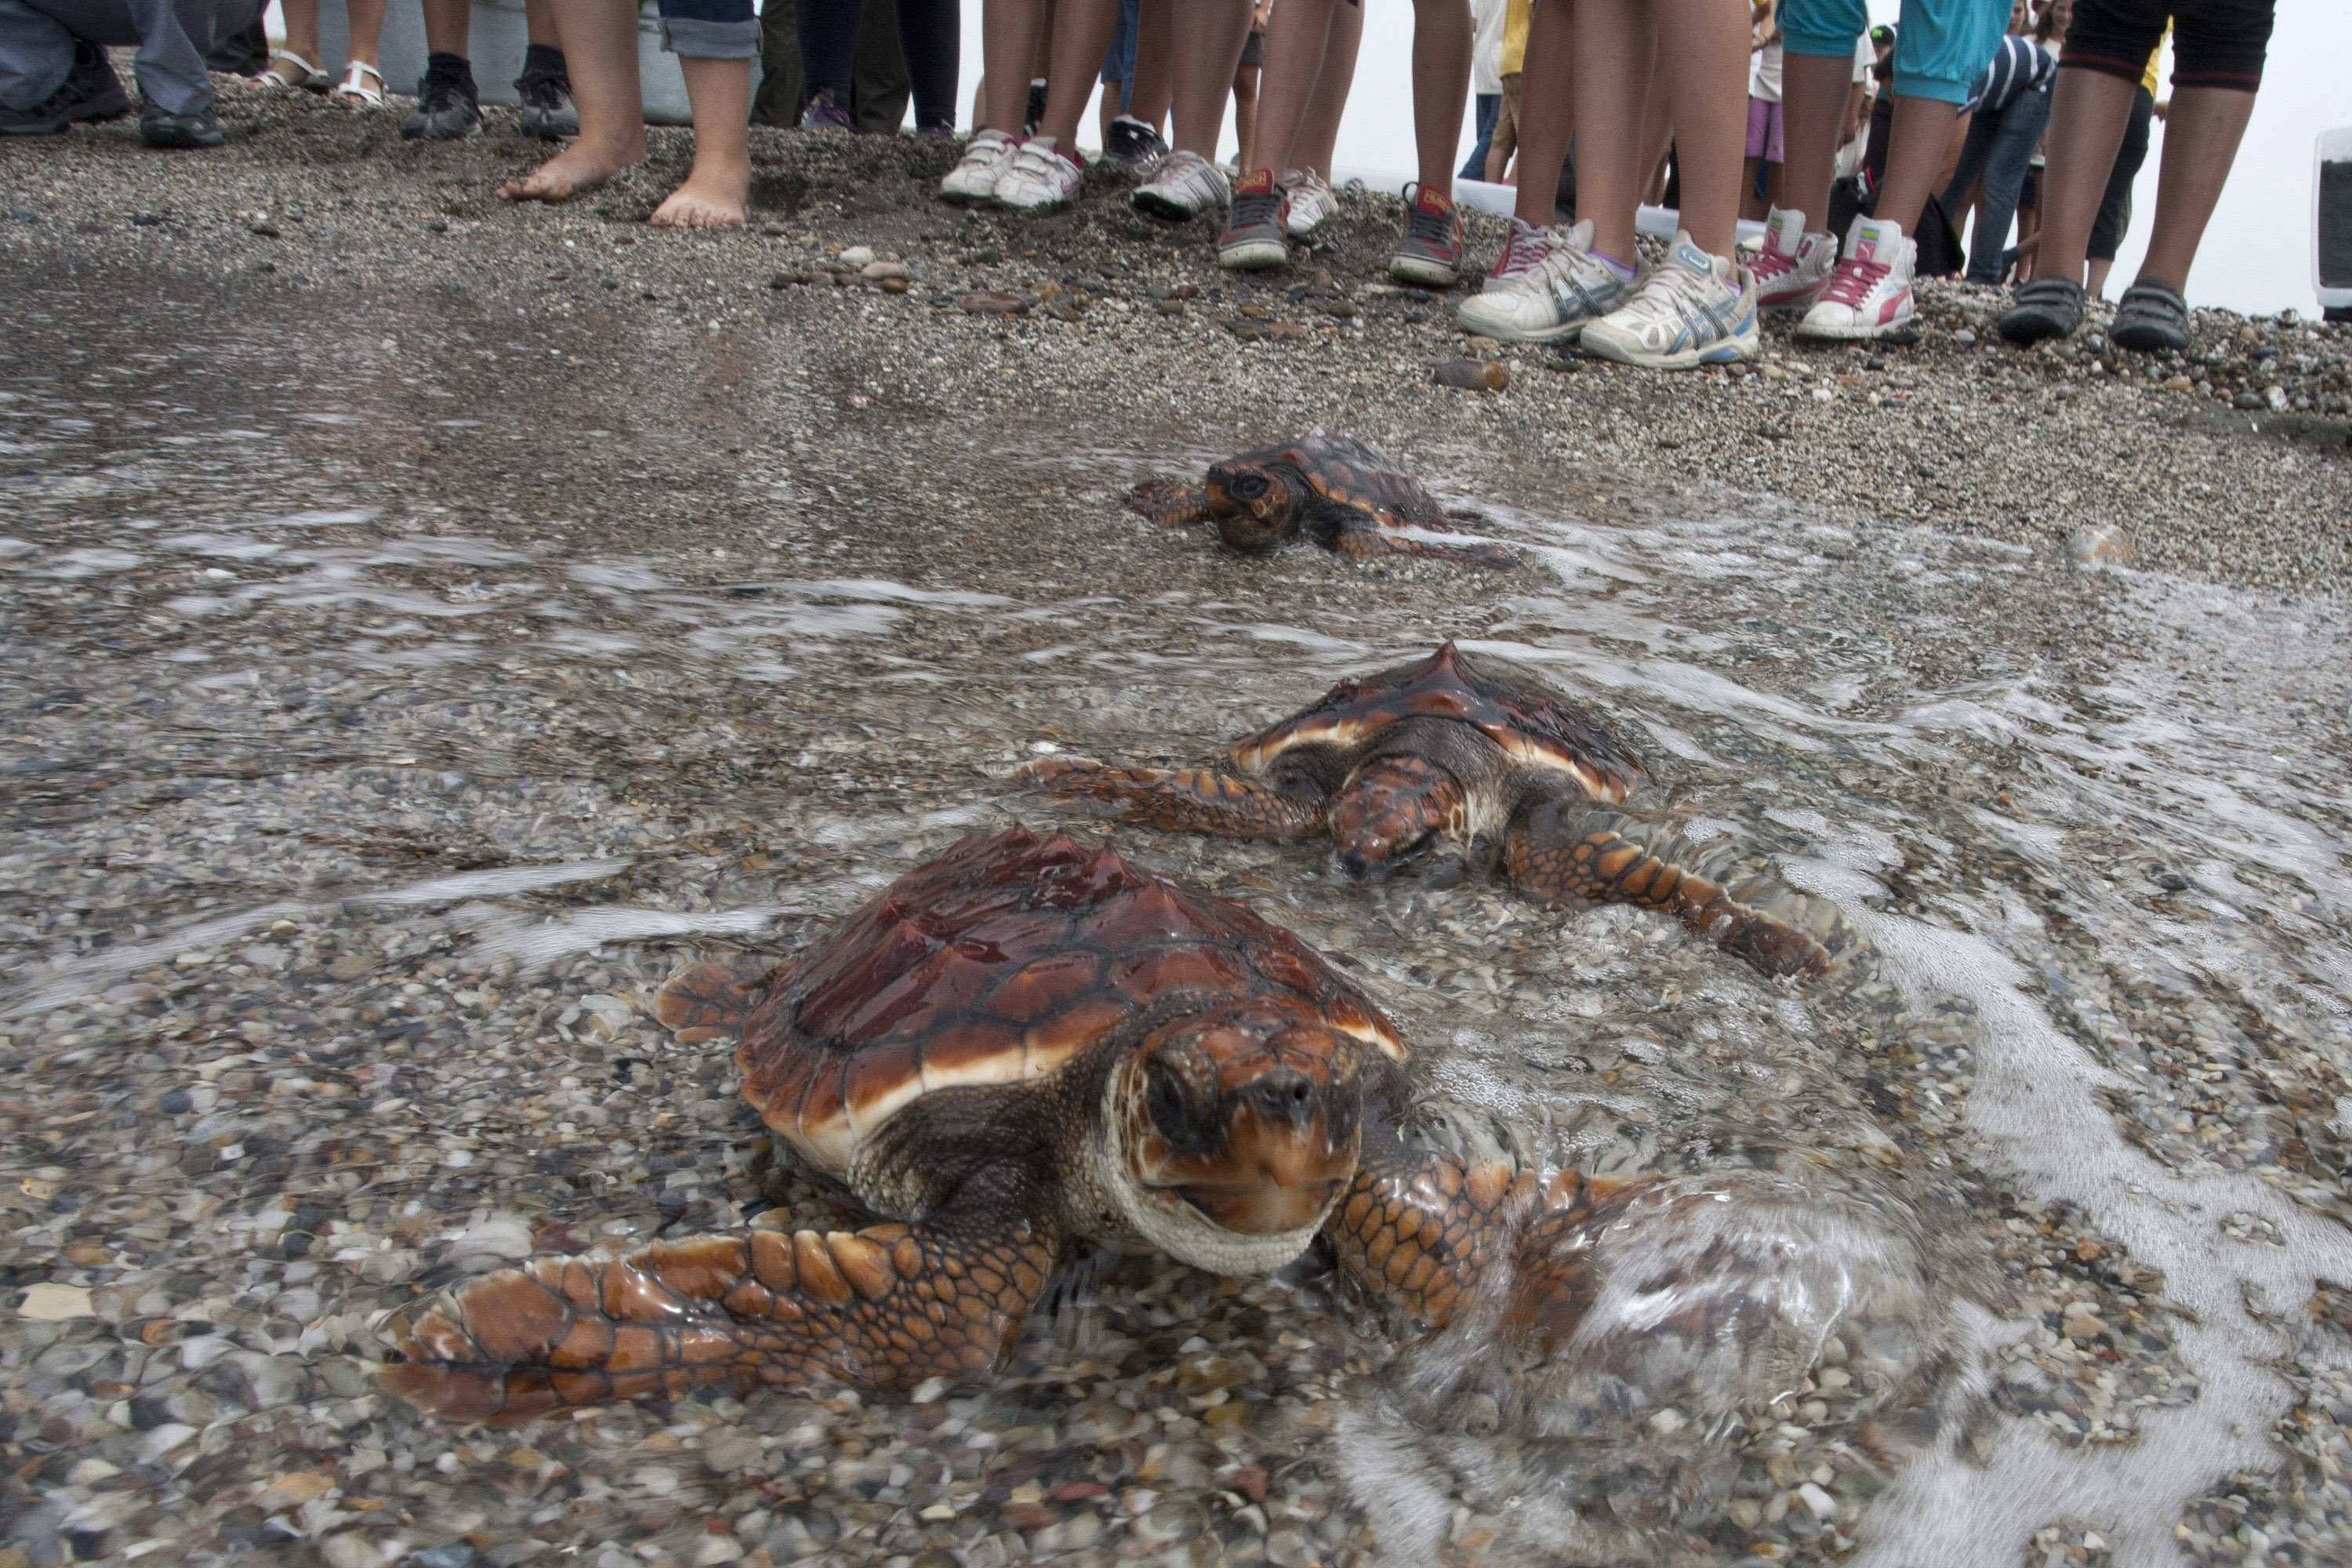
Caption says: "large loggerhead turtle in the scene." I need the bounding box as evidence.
[381,826,1645,1423]
[1018,643,1842,978]
[1127,432,1517,568]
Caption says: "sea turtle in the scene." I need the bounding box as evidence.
[380,826,1646,1423]
[1127,432,1517,567]
[1018,643,1841,978]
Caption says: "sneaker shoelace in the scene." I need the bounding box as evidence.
[1229,183,1283,233]
[1822,255,1889,309]
[1492,220,1552,278]
[1750,242,1799,283]
[1405,201,1457,250]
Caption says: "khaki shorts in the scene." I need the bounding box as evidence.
[1489,73,1523,176]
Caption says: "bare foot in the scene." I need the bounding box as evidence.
[496,140,645,204]
[648,158,750,230]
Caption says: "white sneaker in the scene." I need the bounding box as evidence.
[1132,149,1229,221]
[1579,231,1760,370]
[1481,216,1556,294]
[1750,205,1836,311]
[1454,218,1640,344]
[1281,168,1334,238]
[993,135,1084,212]
[1797,215,1918,341]
[939,129,1018,205]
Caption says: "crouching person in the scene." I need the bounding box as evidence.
[0,0,263,146]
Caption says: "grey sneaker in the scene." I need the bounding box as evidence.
[1996,277,2085,345]
[515,64,577,140]
[2111,279,2190,353]
[401,54,481,140]
[138,102,226,148]
[1218,169,1289,270]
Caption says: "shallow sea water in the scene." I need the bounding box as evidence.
[2,290,2349,1568]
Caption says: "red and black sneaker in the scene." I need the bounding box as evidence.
[1390,183,1467,288]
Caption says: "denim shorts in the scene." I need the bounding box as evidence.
[1780,0,2007,105]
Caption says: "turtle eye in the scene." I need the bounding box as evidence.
[1145,1062,1194,1142]
[1228,472,1269,503]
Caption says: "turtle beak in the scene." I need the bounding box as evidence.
[1175,1073,1358,1236]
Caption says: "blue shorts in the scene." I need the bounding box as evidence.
[1101,0,1142,86]
[1780,0,2008,105]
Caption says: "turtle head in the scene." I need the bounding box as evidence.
[1203,459,1301,553]
[1106,1000,1365,1271]
[1329,755,1467,882]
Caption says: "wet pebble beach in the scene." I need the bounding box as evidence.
[3,89,2351,1568]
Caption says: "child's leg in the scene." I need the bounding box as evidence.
[1508,3,1574,226]
[649,2,758,227]
[1246,0,1337,176]
[422,0,470,59]
[1145,0,1238,158]
[1409,0,1472,199]
[977,0,1047,133]
[1644,0,1744,256]
[1289,0,1359,175]
[345,0,387,71]
[497,0,646,201]
[274,0,321,80]
[1129,0,1173,132]
[797,0,859,111]
[1567,0,1657,263]
[1233,60,1259,172]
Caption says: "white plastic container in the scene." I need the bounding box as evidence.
[310,0,757,125]
[2317,127,2352,315]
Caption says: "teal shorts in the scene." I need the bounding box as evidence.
[1780,0,2009,105]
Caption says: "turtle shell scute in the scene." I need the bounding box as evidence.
[733,827,1406,1175]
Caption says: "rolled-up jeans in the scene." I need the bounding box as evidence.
[659,0,757,60]
[1941,80,2052,284]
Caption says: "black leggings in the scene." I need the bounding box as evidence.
[799,0,959,130]
[2062,0,2276,92]
[2088,83,2153,261]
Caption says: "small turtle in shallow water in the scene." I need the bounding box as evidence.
[1128,432,1516,567]
[1020,643,1842,978]
[381,827,1649,1422]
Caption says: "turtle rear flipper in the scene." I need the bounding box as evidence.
[1501,798,1840,979]
[383,1167,1062,1422]
[1127,477,1211,528]
[652,960,768,1044]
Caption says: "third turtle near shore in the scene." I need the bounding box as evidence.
[1127,432,1518,568]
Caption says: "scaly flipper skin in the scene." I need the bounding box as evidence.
[650,960,766,1045]
[1502,798,1838,979]
[1331,524,1519,570]
[383,1169,1059,1424]
[1016,757,1327,840]
[1127,478,1210,528]
[1330,1113,1651,1341]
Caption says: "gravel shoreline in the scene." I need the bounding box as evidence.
[3,89,2347,593]
[5,85,2352,1568]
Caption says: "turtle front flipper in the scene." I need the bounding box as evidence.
[1328,1110,1650,1335]
[1126,477,1211,528]
[1015,757,1326,840]
[383,1169,1061,1423]
[652,960,769,1045]
[1501,797,1842,978]
[1332,524,1519,570]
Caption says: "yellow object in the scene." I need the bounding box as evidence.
[1501,0,1532,77]
[2140,21,2169,97]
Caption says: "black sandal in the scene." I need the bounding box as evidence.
[1997,277,2085,345]
[2112,279,2190,352]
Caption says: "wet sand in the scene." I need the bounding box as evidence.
[2,92,2350,1568]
